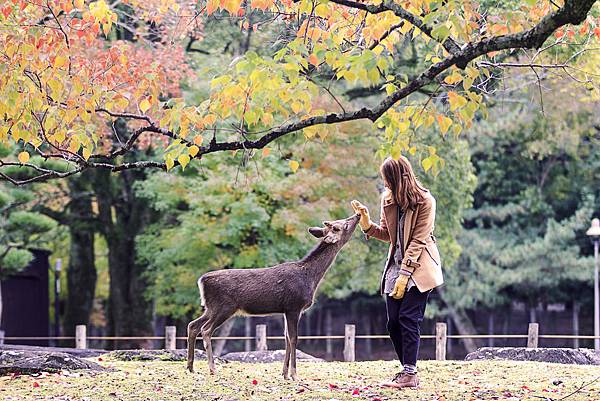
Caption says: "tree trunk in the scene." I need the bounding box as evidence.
[438,288,480,353]
[95,168,153,347]
[63,173,97,337]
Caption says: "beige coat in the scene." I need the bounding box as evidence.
[364,190,443,293]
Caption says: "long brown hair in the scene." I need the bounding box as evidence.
[380,156,427,211]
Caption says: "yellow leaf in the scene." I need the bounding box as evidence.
[178,154,190,169]
[75,0,85,9]
[448,91,468,111]
[82,148,91,160]
[289,160,299,172]
[165,155,175,171]
[18,151,30,164]
[189,145,199,157]
[291,102,303,114]
[422,157,433,172]
[444,72,462,85]
[222,0,242,15]
[139,98,151,113]
[54,56,67,69]
[102,22,111,36]
[303,126,318,139]
[437,115,453,135]
[194,135,204,145]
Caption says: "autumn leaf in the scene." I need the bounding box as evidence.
[194,135,204,145]
[178,154,190,169]
[262,147,270,157]
[289,160,299,172]
[18,151,30,164]
[139,98,151,113]
[308,53,319,66]
[222,0,243,15]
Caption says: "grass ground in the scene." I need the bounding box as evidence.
[2,358,599,401]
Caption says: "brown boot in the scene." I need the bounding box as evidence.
[383,372,419,389]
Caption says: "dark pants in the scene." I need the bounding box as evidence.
[385,287,431,366]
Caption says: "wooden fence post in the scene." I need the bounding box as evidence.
[527,323,539,348]
[435,322,447,361]
[165,326,176,350]
[343,324,356,362]
[75,325,87,349]
[256,324,267,351]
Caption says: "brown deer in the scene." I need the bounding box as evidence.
[187,212,360,380]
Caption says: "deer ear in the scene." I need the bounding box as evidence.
[323,220,333,227]
[308,227,325,238]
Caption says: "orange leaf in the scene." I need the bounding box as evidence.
[262,147,270,157]
[308,53,319,66]
[194,135,203,145]
[18,151,30,163]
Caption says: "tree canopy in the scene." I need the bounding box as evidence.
[1,0,599,184]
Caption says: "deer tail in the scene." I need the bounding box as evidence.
[198,276,206,308]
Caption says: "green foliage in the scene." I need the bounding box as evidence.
[136,119,385,319]
[442,96,600,311]
[0,185,57,280]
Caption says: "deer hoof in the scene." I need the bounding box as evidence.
[290,372,298,381]
[187,363,194,373]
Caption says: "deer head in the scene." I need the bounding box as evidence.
[308,213,360,245]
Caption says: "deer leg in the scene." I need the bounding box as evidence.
[201,309,235,375]
[282,315,291,379]
[187,313,209,373]
[285,311,301,381]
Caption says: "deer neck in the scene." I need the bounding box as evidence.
[301,241,341,289]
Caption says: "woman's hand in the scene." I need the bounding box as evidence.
[390,274,410,299]
[351,200,373,231]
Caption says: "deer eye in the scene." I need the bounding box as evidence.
[333,226,340,231]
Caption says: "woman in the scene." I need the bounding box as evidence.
[351,155,443,389]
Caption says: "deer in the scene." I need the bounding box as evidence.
[186,212,360,380]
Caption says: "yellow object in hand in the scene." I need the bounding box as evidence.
[390,274,410,299]
[351,200,372,231]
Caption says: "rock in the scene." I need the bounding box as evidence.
[0,350,109,375]
[222,349,323,363]
[0,344,107,358]
[106,349,209,362]
[465,347,600,365]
